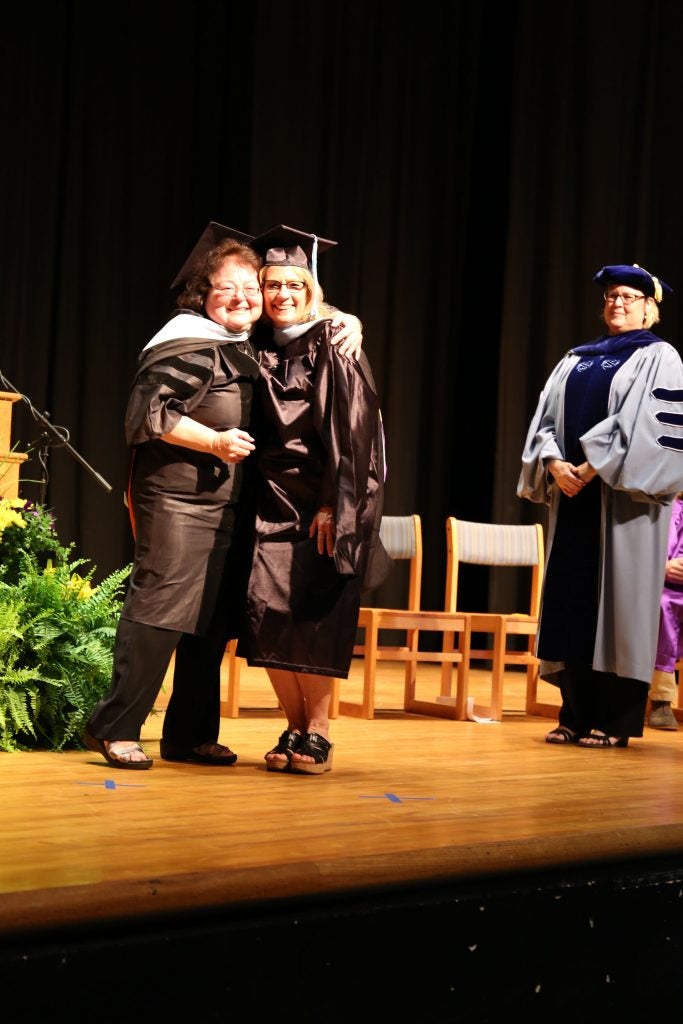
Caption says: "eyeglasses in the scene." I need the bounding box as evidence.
[263,280,306,294]
[604,291,646,307]
[211,283,261,299]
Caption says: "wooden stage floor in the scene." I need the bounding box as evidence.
[3,658,683,1018]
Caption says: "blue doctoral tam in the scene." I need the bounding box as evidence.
[593,263,673,302]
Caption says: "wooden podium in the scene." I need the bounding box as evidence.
[0,392,29,499]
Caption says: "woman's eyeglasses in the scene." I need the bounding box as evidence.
[263,280,306,294]
[604,291,646,307]
[211,284,261,299]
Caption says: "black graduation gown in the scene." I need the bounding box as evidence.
[242,319,390,677]
[121,328,260,634]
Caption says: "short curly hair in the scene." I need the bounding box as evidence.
[175,239,262,313]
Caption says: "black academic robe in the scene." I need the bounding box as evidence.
[121,324,260,634]
[242,318,390,677]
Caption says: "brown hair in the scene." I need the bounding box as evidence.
[176,239,262,313]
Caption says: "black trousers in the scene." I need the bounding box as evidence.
[86,607,233,746]
[558,662,649,738]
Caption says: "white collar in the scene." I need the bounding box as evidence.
[143,312,251,351]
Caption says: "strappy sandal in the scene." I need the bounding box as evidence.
[264,730,303,772]
[290,732,334,775]
[577,730,629,749]
[83,730,153,770]
[160,740,237,766]
[545,726,579,745]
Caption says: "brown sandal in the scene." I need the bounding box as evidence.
[84,731,153,770]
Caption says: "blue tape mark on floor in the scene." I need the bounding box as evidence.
[74,779,147,789]
[358,793,435,803]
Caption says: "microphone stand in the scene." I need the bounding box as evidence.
[0,370,112,503]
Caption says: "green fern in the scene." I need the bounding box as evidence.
[0,504,131,751]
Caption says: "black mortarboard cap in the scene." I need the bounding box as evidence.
[250,224,337,270]
[593,263,673,303]
[171,221,255,289]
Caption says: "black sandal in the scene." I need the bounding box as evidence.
[545,726,579,745]
[290,732,334,775]
[160,740,238,765]
[577,731,628,749]
[264,730,303,772]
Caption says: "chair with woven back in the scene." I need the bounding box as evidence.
[334,514,471,719]
[441,516,548,721]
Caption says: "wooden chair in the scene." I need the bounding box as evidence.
[441,516,547,721]
[336,514,471,719]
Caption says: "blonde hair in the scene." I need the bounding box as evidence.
[643,296,661,328]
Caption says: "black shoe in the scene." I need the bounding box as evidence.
[545,726,579,745]
[264,730,303,772]
[290,732,334,775]
[160,740,237,766]
[577,731,628,748]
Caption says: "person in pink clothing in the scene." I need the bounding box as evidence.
[649,493,683,730]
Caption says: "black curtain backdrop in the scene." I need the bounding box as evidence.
[2,0,683,617]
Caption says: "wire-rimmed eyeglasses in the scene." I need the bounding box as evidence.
[211,283,261,299]
[603,291,646,307]
[263,280,307,294]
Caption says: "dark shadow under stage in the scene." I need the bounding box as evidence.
[2,661,683,1021]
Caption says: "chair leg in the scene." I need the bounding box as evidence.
[489,623,505,722]
[329,677,340,719]
[402,627,420,710]
[525,659,539,715]
[360,620,379,718]
[221,638,241,718]
[338,613,378,718]
[445,621,471,721]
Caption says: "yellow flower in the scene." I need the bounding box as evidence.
[64,573,96,600]
[0,498,26,538]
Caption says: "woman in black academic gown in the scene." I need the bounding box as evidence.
[242,225,390,775]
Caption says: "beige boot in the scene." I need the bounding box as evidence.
[648,700,679,730]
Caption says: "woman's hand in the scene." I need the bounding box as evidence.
[210,428,255,463]
[666,557,683,585]
[547,458,586,497]
[310,506,335,556]
[161,416,255,462]
[576,461,598,484]
[329,313,363,359]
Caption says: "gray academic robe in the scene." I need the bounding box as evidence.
[518,339,683,684]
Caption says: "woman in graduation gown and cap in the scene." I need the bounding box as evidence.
[518,263,683,748]
[83,223,364,770]
[241,225,390,775]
